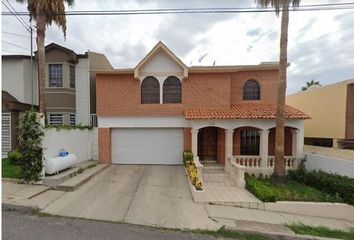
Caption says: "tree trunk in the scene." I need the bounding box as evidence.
[273,0,289,181]
[36,5,46,114]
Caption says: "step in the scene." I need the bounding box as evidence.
[43,160,98,188]
[203,168,225,174]
[56,164,108,192]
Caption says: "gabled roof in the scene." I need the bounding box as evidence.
[184,103,310,120]
[134,41,188,78]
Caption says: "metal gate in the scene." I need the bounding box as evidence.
[2,112,11,158]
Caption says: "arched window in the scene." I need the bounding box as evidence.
[141,76,160,104]
[163,76,182,103]
[243,79,260,100]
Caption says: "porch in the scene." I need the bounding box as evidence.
[193,124,302,168]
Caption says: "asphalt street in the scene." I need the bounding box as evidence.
[2,210,217,240]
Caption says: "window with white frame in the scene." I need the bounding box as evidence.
[70,65,75,88]
[49,64,63,87]
[70,114,76,126]
[48,113,64,125]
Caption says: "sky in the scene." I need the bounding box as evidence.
[1,0,354,94]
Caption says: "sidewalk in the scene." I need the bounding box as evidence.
[3,179,354,237]
[2,181,65,211]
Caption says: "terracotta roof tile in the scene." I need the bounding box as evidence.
[184,103,310,120]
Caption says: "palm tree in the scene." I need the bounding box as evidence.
[17,0,74,114]
[255,0,301,181]
[302,79,321,91]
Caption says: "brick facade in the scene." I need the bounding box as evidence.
[98,128,111,164]
[96,70,279,117]
[183,128,192,151]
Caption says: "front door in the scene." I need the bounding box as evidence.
[198,127,218,162]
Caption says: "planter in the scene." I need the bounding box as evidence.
[184,167,205,202]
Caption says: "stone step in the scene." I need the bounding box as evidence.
[56,164,108,192]
[43,160,98,188]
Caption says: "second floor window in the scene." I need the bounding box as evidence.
[163,76,181,103]
[70,65,75,88]
[49,64,63,87]
[141,76,160,104]
[243,79,260,100]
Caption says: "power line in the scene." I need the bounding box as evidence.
[2,3,354,16]
[5,0,30,28]
[1,1,30,31]
[2,40,30,51]
[2,31,52,44]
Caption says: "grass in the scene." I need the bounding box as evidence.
[196,228,271,240]
[245,174,343,203]
[2,158,21,179]
[288,224,354,240]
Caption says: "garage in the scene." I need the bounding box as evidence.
[111,128,183,164]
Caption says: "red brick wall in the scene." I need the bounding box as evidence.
[183,128,192,151]
[98,128,111,164]
[268,128,293,156]
[96,70,279,116]
[231,70,278,104]
[346,84,354,139]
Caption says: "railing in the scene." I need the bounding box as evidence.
[233,156,262,167]
[267,156,298,168]
[229,157,246,189]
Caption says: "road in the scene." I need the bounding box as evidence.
[2,210,217,240]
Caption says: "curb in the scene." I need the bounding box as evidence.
[2,203,40,214]
[224,226,339,240]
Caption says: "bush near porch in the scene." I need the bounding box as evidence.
[183,151,203,190]
[245,174,343,203]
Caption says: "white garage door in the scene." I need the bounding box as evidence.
[111,128,183,164]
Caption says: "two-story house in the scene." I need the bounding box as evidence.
[2,43,113,157]
[94,42,309,168]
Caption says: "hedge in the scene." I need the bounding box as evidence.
[288,167,354,205]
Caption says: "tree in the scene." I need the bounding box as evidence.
[255,0,301,180]
[17,0,74,114]
[301,79,321,91]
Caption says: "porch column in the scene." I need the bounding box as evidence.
[191,128,202,166]
[225,129,234,173]
[260,129,269,167]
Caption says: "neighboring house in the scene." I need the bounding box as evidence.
[287,79,354,150]
[94,42,309,166]
[1,43,113,157]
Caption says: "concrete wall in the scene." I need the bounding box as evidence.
[287,79,354,139]
[304,153,354,178]
[304,145,354,161]
[43,128,96,163]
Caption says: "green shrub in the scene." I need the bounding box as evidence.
[288,168,354,205]
[7,150,22,165]
[18,110,45,182]
[245,174,278,202]
[183,150,193,165]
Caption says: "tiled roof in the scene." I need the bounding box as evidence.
[184,103,310,120]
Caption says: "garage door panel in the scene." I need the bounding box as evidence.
[111,128,183,164]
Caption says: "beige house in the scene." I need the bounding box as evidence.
[287,79,354,152]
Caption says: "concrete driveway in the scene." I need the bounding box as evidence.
[43,165,219,230]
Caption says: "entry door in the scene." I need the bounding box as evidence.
[198,127,218,161]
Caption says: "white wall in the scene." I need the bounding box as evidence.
[75,58,90,125]
[2,58,38,105]
[305,153,354,178]
[43,128,95,163]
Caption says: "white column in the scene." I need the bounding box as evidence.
[291,129,298,156]
[225,129,234,173]
[260,129,269,167]
[191,128,202,166]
